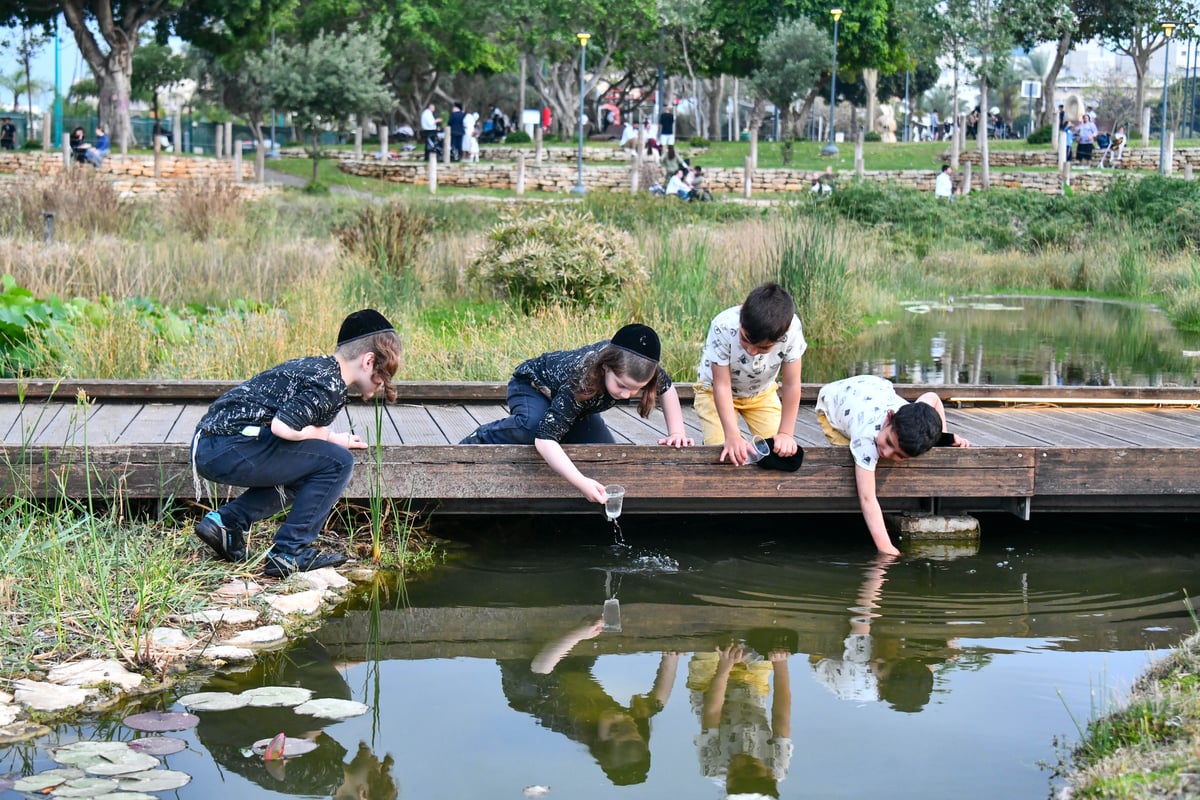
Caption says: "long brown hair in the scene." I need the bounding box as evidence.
[336,331,404,403]
[574,345,659,417]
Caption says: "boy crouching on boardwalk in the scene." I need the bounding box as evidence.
[816,375,970,556]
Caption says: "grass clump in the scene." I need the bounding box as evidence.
[335,202,433,291]
[468,207,643,310]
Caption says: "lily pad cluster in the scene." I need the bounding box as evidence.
[177,686,369,720]
[13,740,192,798]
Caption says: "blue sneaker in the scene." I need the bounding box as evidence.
[264,547,347,578]
[194,512,246,562]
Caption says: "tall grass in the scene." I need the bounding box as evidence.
[771,211,857,344]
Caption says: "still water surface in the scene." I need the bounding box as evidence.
[3,514,1199,799]
[806,296,1200,386]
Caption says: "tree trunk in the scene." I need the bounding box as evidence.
[519,56,527,122]
[60,0,142,151]
[979,76,990,190]
[1133,55,1150,136]
[707,76,723,141]
[1040,31,1072,128]
[863,68,878,139]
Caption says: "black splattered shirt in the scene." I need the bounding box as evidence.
[514,341,673,442]
[197,356,347,435]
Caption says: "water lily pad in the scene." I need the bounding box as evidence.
[83,750,160,776]
[242,686,313,708]
[292,698,369,720]
[122,711,199,732]
[128,736,187,756]
[114,769,192,792]
[91,794,159,800]
[51,743,131,767]
[250,736,319,757]
[175,691,248,711]
[13,767,84,792]
[49,776,119,797]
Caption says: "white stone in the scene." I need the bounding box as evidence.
[219,624,287,648]
[294,568,350,591]
[212,579,263,599]
[13,680,99,712]
[148,628,193,650]
[0,702,19,726]
[47,659,144,691]
[174,607,260,625]
[200,645,256,661]
[265,589,329,617]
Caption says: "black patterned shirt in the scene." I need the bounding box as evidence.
[197,356,347,435]
[514,341,673,442]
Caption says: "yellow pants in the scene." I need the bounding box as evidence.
[816,410,851,445]
[693,384,782,445]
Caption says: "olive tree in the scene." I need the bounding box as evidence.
[749,18,831,161]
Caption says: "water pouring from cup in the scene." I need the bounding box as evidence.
[604,485,626,521]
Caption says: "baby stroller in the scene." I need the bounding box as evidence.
[1097,131,1125,169]
[423,130,444,159]
[479,117,507,144]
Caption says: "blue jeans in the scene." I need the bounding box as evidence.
[194,430,355,554]
[469,378,615,444]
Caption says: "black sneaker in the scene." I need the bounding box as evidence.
[264,547,348,578]
[194,513,246,562]
[458,431,485,444]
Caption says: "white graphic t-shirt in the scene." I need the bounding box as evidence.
[815,375,907,471]
[696,306,806,397]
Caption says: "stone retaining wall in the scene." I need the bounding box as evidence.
[0,151,255,180]
[950,146,1200,172]
[340,158,1130,195]
[281,144,641,163]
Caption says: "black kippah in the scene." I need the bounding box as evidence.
[610,323,661,362]
[337,309,395,346]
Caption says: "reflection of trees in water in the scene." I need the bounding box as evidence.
[809,299,1200,386]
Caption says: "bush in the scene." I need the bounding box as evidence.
[21,140,40,150]
[864,131,882,142]
[334,202,433,285]
[468,207,643,309]
[1027,124,1053,145]
[505,130,532,144]
[689,136,710,148]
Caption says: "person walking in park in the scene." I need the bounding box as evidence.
[192,309,402,577]
[0,117,16,150]
[935,165,954,199]
[448,102,466,162]
[658,104,676,146]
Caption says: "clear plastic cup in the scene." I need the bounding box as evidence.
[604,485,626,520]
[744,435,771,464]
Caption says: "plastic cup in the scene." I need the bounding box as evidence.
[744,435,771,464]
[602,597,622,632]
[604,485,626,520]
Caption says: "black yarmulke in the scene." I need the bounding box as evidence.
[610,323,661,362]
[337,309,395,346]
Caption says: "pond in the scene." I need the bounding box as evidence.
[3,513,1198,799]
[805,296,1200,386]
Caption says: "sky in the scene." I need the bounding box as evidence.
[2,22,90,112]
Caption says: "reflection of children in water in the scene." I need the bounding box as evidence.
[811,555,936,712]
[189,638,397,799]
[688,635,793,798]
[500,618,678,786]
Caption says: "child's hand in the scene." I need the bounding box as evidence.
[772,434,798,457]
[720,438,752,466]
[659,431,694,448]
[952,434,971,447]
[717,643,745,666]
[576,478,608,504]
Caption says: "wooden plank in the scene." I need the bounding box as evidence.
[342,404,402,445]
[463,402,509,428]
[68,403,142,445]
[1034,448,1200,496]
[6,403,64,446]
[426,405,487,444]
[1005,408,1153,447]
[118,403,184,445]
[0,403,31,442]
[1061,409,1183,447]
[969,407,1108,447]
[166,405,208,443]
[389,404,450,445]
[29,402,95,447]
[939,408,1056,447]
[1097,408,1200,438]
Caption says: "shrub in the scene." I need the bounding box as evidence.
[468,207,643,309]
[1027,124,1053,145]
[864,131,882,142]
[689,136,710,148]
[505,130,532,144]
[20,140,40,150]
[334,202,433,286]
[174,179,244,241]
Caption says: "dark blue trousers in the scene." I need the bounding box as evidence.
[469,378,615,444]
[194,430,354,554]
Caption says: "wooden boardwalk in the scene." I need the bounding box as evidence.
[0,380,1198,516]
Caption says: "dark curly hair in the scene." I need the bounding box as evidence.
[892,402,942,457]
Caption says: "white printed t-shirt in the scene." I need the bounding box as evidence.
[696,306,806,398]
[815,375,907,471]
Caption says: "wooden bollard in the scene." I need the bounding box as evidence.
[354,127,362,159]
[1142,108,1151,149]
[962,161,972,196]
[153,127,162,178]
[535,125,544,164]
[428,152,438,194]
[630,155,640,194]
[1185,162,1194,180]
[1166,132,1175,176]
[743,155,753,199]
[214,131,224,159]
[233,140,243,182]
[255,145,265,183]
[1059,157,1070,192]
[516,152,526,195]
[41,110,51,151]
[854,127,864,176]
[62,134,71,170]
[172,112,182,155]
[749,130,759,170]
[443,124,451,165]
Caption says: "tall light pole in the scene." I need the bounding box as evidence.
[1161,21,1177,175]
[1190,24,1199,139]
[822,8,843,157]
[572,32,591,196]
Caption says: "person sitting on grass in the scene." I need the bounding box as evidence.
[192,309,402,577]
[815,375,970,555]
[665,166,692,200]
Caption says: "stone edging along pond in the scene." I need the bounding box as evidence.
[0,565,374,745]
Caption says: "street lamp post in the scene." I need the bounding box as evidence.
[1161,21,1177,175]
[1190,24,1199,139]
[822,8,844,157]
[573,32,591,195]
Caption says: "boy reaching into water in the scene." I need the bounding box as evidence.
[815,375,970,555]
[192,309,403,577]
[695,283,805,466]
